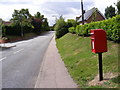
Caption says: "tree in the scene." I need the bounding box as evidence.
[42,18,49,31]
[116,0,120,14]
[105,5,116,19]
[54,16,68,38]
[34,12,45,21]
[31,17,42,33]
[35,12,41,18]
[67,19,77,28]
[31,12,46,33]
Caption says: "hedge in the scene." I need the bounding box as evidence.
[69,15,120,42]
[4,25,33,36]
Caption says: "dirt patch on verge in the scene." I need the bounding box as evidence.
[88,72,118,86]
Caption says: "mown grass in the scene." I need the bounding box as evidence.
[56,33,119,88]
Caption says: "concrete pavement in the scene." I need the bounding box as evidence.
[35,36,78,88]
[0,43,16,48]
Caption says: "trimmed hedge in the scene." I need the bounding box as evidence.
[69,15,120,42]
[4,25,33,36]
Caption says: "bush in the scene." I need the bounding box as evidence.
[76,25,82,36]
[4,24,33,36]
[69,15,120,43]
[54,16,68,38]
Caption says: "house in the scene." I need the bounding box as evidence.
[76,7,105,25]
[3,21,13,26]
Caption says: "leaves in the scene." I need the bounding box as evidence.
[54,16,68,38]
[69,15,120,43]
[3,9,50,36]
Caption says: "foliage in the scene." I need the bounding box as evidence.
[105,5,116,19]
[42,18,50,31]
[31,12,50,32]
[54,18,78,38]
[116,0,120,14]
[67,19,77,27]
[54,16,68,38]
[11,9,32,27]
[56,33,119,88]
[69,15,120,43]
[68,27,75,34]
[31,17,42,33]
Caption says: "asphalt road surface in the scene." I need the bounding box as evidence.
[1,31,55,88]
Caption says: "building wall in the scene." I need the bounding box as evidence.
[86,11,105,23]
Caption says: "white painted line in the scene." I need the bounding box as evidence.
[13,49,24,54]
[0,57,7,62]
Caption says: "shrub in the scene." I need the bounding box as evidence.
[69,15,120,43]
[76,25,82,36]
[68,27,75,34]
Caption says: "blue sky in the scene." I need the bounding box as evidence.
[0,0,117,26]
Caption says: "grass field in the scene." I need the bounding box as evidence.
[56,33,119,88]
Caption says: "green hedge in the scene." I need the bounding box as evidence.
[69,15,120,42]
[4,25,33,36]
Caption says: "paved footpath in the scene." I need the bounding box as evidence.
[35,36,77,88]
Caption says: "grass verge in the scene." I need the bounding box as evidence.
[56,33,119,88]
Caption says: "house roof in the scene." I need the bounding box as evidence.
[77,7,105,22]
[3,21,13,25]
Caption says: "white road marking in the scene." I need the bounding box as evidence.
[13,49,24,54]
[0,57,7,62]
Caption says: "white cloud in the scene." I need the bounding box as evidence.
[0,0,118,26]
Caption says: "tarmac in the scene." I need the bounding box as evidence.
[35,36,78,88]
[0,43,16,48]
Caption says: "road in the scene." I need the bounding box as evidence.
[0,31,54,88]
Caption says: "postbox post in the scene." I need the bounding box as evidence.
[98,53,103,81]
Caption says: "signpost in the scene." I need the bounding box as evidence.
[90,29,107,81]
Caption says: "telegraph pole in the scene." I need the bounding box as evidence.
[81,0,84,25]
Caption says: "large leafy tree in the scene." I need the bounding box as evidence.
[105,5,116,19]
[31,17,42,33]
[11,9,32,26]
[31,12,49,32]
[67,19,77,28]
[116,0,120,14]
[31,12,43,33]
[42,18,49,31]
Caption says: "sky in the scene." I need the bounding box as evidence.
[0,0,118,26]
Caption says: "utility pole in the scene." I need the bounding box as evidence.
[81,0,84,25]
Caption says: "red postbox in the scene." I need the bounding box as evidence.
[90,29,107,53]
